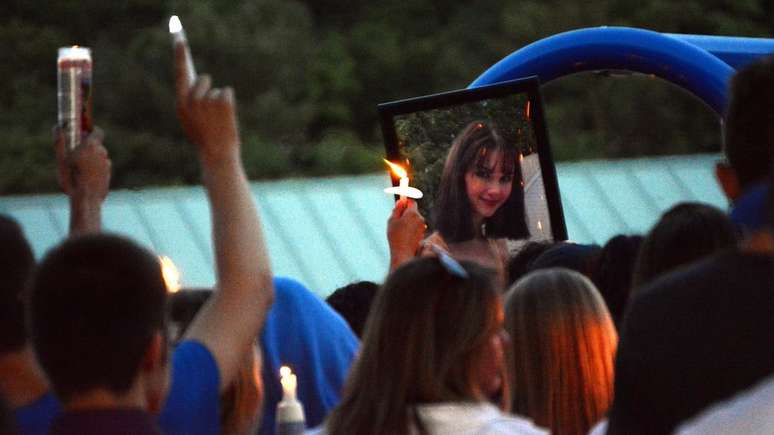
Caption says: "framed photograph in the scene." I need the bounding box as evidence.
[378,76,567,243]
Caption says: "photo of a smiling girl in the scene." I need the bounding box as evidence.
[423,120,529,288]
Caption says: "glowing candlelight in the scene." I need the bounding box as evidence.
[525,100,532,120]
[280,366,297,401]
[383,159,423,201]
[168,15,197,85]
[159,256,181,293]
[277,365,305,433]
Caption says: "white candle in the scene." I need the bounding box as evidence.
[383,159,423,200]
[280,366,297,401]
[168,15,197,86]
[277,365,305,434]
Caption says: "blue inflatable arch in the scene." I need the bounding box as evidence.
[470,27,774,115]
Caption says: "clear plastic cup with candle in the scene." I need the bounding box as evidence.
[57,46,93,151]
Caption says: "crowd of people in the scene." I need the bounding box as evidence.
[0,37,772,435]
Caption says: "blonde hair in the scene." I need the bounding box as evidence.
[505,268,617,435]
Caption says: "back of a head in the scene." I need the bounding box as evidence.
[505,267,617,435]
[632,203,737,290]
[325,281,380,338]
[0,215,35,354]
[507,241,556,287]
[528,242,601,278]
[724,55,774,191]
[326,257,499,435]
[594,235,643,328]
[29,233,167,402]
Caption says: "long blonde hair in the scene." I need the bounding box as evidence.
[505,267,617,435]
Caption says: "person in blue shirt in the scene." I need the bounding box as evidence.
[12,42,275,435]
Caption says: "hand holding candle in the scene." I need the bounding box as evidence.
[383,159,423,201]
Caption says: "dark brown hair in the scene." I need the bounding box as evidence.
[325,257,505,435]
[434,120,528,242]
[632,202,737,290]
[29,234,167,402]
[724,55,774,190]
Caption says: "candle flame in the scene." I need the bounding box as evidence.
[525,100,532,119]
[383,159,407,179]
[169,15,183,34]
[159,256,181,293]
[280,365,292,378]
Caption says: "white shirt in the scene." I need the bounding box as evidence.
[307,402,547,435]
[676,375,774,434]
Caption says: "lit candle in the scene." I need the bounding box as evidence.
[277,366,305,435]
[168,15,197,86]
[280,366,297,401]
[383,159,423,201]
[57,46,93,151]
[159,255,181,293]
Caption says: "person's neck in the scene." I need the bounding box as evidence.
[471,215,485,239]
[65,383,148,413]
[0,346,50,408]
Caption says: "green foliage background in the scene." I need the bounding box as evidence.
[1,0,772,194]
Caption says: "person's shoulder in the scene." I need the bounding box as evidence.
[478,413,548,435]
[676,374,774,434]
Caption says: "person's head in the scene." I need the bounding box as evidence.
[326,257,507,435]
[632,202,738,290]
[0,215,35,354]
[507,241,556,287]
[28,234,169,411]
[528,241,601,278]
[717,55,774,201]
[325,281,380,338]
[435,120,528,242]
[505,268,617,435]
[593,234,643,328]
[169,289,264,434]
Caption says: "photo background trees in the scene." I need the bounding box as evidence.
[2,0,772,193]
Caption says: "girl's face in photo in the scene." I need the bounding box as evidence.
[465,149,513,222]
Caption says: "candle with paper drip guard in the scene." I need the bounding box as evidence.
[276,366,305,435]
[383,159,423,201]
[168,15,197,86]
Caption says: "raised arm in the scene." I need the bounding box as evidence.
[54,127,111,236]
[173,43,274,391]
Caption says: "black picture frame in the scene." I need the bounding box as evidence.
[378,76,567,242]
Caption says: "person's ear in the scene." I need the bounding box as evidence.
[141,331,169,414]
[141,332,164,371]
[715,161,742,202]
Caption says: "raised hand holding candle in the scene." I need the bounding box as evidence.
[168,15,197,86]
[277,366,305,435]
[383,159,423,201]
